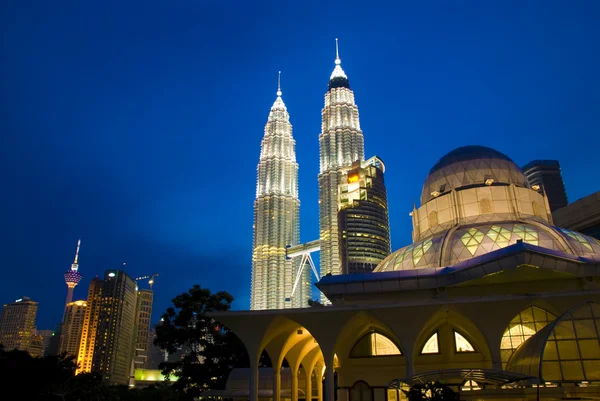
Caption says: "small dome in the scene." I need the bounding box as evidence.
[421,146,528,205]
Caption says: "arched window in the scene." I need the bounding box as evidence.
[461,380,481,391]
[350,331,402,358]
[454,331,476,353]
[420,332,440,354]
[500,306,556,367]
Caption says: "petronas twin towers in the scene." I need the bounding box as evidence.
[251,41,370,310]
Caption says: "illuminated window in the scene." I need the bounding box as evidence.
[500,306,556,368]
[461,380,481,391]
[421,332,439,354]
[486,225,512,248]
[350,332,402,357]
[454,331,475,353]
[460,228,485,256]
[513,224,539,246]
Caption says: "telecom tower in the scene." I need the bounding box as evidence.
[63,239,82,312]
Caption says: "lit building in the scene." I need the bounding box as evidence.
[338,156,391,274]
[33,329,54,356]
[213,146,600,401]
[76,277,103,374]
[251,74,307,310]
[29,331,45,357]
[59,300,86,358]
[318,40,365,289]
[63,240,83,312]
[90,270,138,384]
[522,160,568,212]
[133,289,154,370]
[553,190,600,240]
[0,297,38,354]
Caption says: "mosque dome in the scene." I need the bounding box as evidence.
[421,146,528,205]
[374,145,600,274]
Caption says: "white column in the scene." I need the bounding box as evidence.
[325,365,335,401]
[305,369,313,401]
[292,369,298,401]
[273,367,281,401]
[249,356,259,401]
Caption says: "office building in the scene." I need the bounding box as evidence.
[318,41,365,288]
[250,74,306,310]
[522,160,568,212]
[91,270,138,385]
[59,300,86,358]
[133,289,154,370]
[34,329,54,356]
[77,277,104,374]
[0,297,38,354]
[553,190,600,240]
[338,156,391,274]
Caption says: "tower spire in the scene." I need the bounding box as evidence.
[277,71,282,97]
[73,239,81,265]
[335,38,340,65]
[330,38,347,81]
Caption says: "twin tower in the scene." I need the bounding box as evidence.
[251,41,392,310]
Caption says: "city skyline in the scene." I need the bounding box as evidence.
[2,1,600,329]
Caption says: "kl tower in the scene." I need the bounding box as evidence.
[63,239,82,312]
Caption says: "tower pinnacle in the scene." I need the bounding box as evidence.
[64,239,83,312]
[73,239,81,266]
[335,38,341,65]
[277,71,282,97]
[330,38,347,81]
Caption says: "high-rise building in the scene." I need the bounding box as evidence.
[0,297,38,354]
[318,40,365,288]
[251,74,307,310]
[91,270,138,385]
[553,190,600,240]
[63,240,83,312]
[77,277,104,374]
[59,300,86,358]
[29,331,45,357]
[522,160,568,212]
[133,289,153,370]
[34,329,54,356]
[338,156,391,274]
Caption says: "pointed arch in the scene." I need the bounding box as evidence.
[453,330,476,353]
[420,332,440,355]
[349,331,402,358]
[500,305,557,368]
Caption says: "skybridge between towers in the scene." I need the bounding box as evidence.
[285,239,320,302]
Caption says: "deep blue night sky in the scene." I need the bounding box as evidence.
[1,1,599,329]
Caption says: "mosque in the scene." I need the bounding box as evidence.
[212,145,600,401]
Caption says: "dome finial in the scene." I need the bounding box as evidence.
[335,38,341,65]
[277,71,282,97]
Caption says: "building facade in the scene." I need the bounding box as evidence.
[251,77,307,310]
[553,190,600,240]
[33,329,54,357]
[214,146,600,401]
[522,160,568,212]
[59,300,86,358]
[90,270,138,385]
[77,277,103,374]
[318,43,365,286]
[133,289,154,370]
[0,297,38,354]
[338,156,391,274]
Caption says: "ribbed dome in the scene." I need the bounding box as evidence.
[421,146,528,205]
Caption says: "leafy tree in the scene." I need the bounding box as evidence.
[154,285,250,399]
[402,381,459,401]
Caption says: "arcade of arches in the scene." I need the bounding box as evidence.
[213,297,600,401]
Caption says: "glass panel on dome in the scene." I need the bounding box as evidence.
[500,306,556,368]
[454,331,476,353]
[413,239,433,265]
[461,228,485,256]
[421,332,439,354]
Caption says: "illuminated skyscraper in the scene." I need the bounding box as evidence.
[318,40,365,287]
[63,239,82,312]
[133,289,154,370]
[338,156,391,274]
[522,160,568,212]
[0,297,38,354]
[59,300,86,358]
[251,74,308,310]
[77,277,103,374]
[91,270,138,385]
